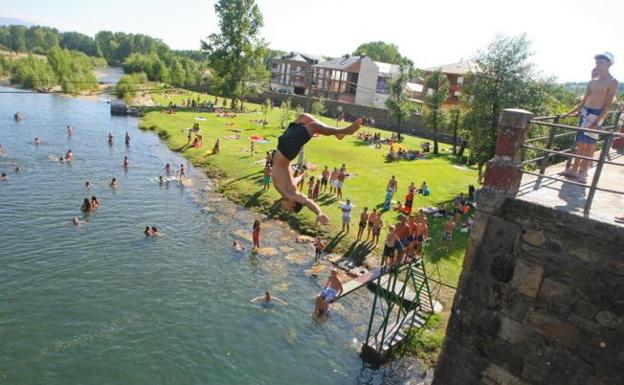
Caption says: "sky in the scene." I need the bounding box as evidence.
[1,0,623,82]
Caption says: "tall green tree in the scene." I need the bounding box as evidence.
[201,0,268,110]
[385,67,414,140]
[423,69,449,154]
[461,34,552,178]
[353,41,413,66]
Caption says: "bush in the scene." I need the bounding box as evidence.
[10,55,56,90]
[115,72,148,100]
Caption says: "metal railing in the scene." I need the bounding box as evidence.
[521,108,624,214]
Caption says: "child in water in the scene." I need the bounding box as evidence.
[252,220,261,249]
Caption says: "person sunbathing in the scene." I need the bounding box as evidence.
[272,114,361,224]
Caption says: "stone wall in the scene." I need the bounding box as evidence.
[432,108,624,385]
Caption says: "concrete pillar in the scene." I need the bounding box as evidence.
[483,108,534,194]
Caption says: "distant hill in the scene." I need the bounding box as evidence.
[0,17,35,27]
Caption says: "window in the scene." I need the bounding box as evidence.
[376,76,388,94]
[457,76,464,85]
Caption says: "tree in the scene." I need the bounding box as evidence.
[450,107,461,155]
[116,72,148,100]
[201,0,268,111]
[385,67,414,140]
[260,98,272,128]
[310,97,326,117]
[353,41,413,66]
[423,69,449,154]
[279,98,293,129]
[461,34,553,179]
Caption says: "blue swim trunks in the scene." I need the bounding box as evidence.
[320,287,338,302]
[576,107,603,145]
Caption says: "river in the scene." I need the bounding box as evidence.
[0,81,400,384]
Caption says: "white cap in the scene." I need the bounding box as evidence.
[595,51,614,65]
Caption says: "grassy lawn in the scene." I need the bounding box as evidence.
[142,90,477,288]
[140,89,478,363]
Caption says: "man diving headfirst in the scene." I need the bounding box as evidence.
[272,113,361,225]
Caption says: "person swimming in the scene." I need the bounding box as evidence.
[158,175,164,185]
[123,156,129,168]
[314,269,344,317]
[110,178,119,188]
[65,150,73,161]
[85,181,92,189]
[67,125,73,136]
[250,291,288,305]
[144,226,152,236]
[91,196,100,210]
[34,138,41,145]
[72,217,80,226]
[232,240,246,251]
[81,198,92,212]
[0,172,8,181]
[108,133,114,144]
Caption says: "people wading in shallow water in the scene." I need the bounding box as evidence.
[65,150,73,161]
[252,220,261,249]
[125,132,131,146]
[314,269,343,317]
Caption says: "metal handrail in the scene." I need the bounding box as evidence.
[522,108,623,215]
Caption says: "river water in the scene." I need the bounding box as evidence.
[0,83,392,384]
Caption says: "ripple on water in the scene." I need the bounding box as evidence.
[0,88,383,385]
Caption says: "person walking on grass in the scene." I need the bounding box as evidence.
[252,219,261,249]
[321,166,330,193]
[312,179,321,201]
[335,168,346,198]
[366,208,378,241]
[560,52,618,183]
[307,176,315,199]
[263,164,272,190]
[271,114,361,224]
[356,207,369,241]
[372,215,383,247]
[329,167,339,196]
[340,199,353,233]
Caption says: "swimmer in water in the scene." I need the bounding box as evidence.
[72,217,80,226]
[85,181,92,189]
[110,178,119,188]
[123,156,129,168]
[125,132,130,146]
[150,226,159,236]
[144,226,152,236]
[67,125,73,136]
[65,150,73,161]
[15,167,20,173]
[250,291,288,305]
[91,196,100,210]
[0,172,8,181]
[108,133,114,144]
[158,175,164,185]
[232,240,246,251]
[81,198,92,212]
[164,163,171,176]
[34,138,41,146]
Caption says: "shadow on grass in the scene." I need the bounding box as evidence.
[342,241,376,265]
[316,195,340,206]
[324,231,346,253]
[222,170,263,186]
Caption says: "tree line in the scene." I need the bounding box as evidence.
[0,25,210,88]
[1,46,98,92]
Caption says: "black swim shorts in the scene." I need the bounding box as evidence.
[277,123,311,161]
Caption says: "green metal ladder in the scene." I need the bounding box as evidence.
[360,255,435,365]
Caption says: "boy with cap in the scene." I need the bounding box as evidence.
[561,52,618,183]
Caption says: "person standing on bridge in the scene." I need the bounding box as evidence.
[560,52,618,183]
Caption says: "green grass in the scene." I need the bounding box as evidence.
[142,90,477,288]
[141,89,478,364]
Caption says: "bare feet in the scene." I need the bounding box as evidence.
[337,118,362,140]
[558,169,577,179]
